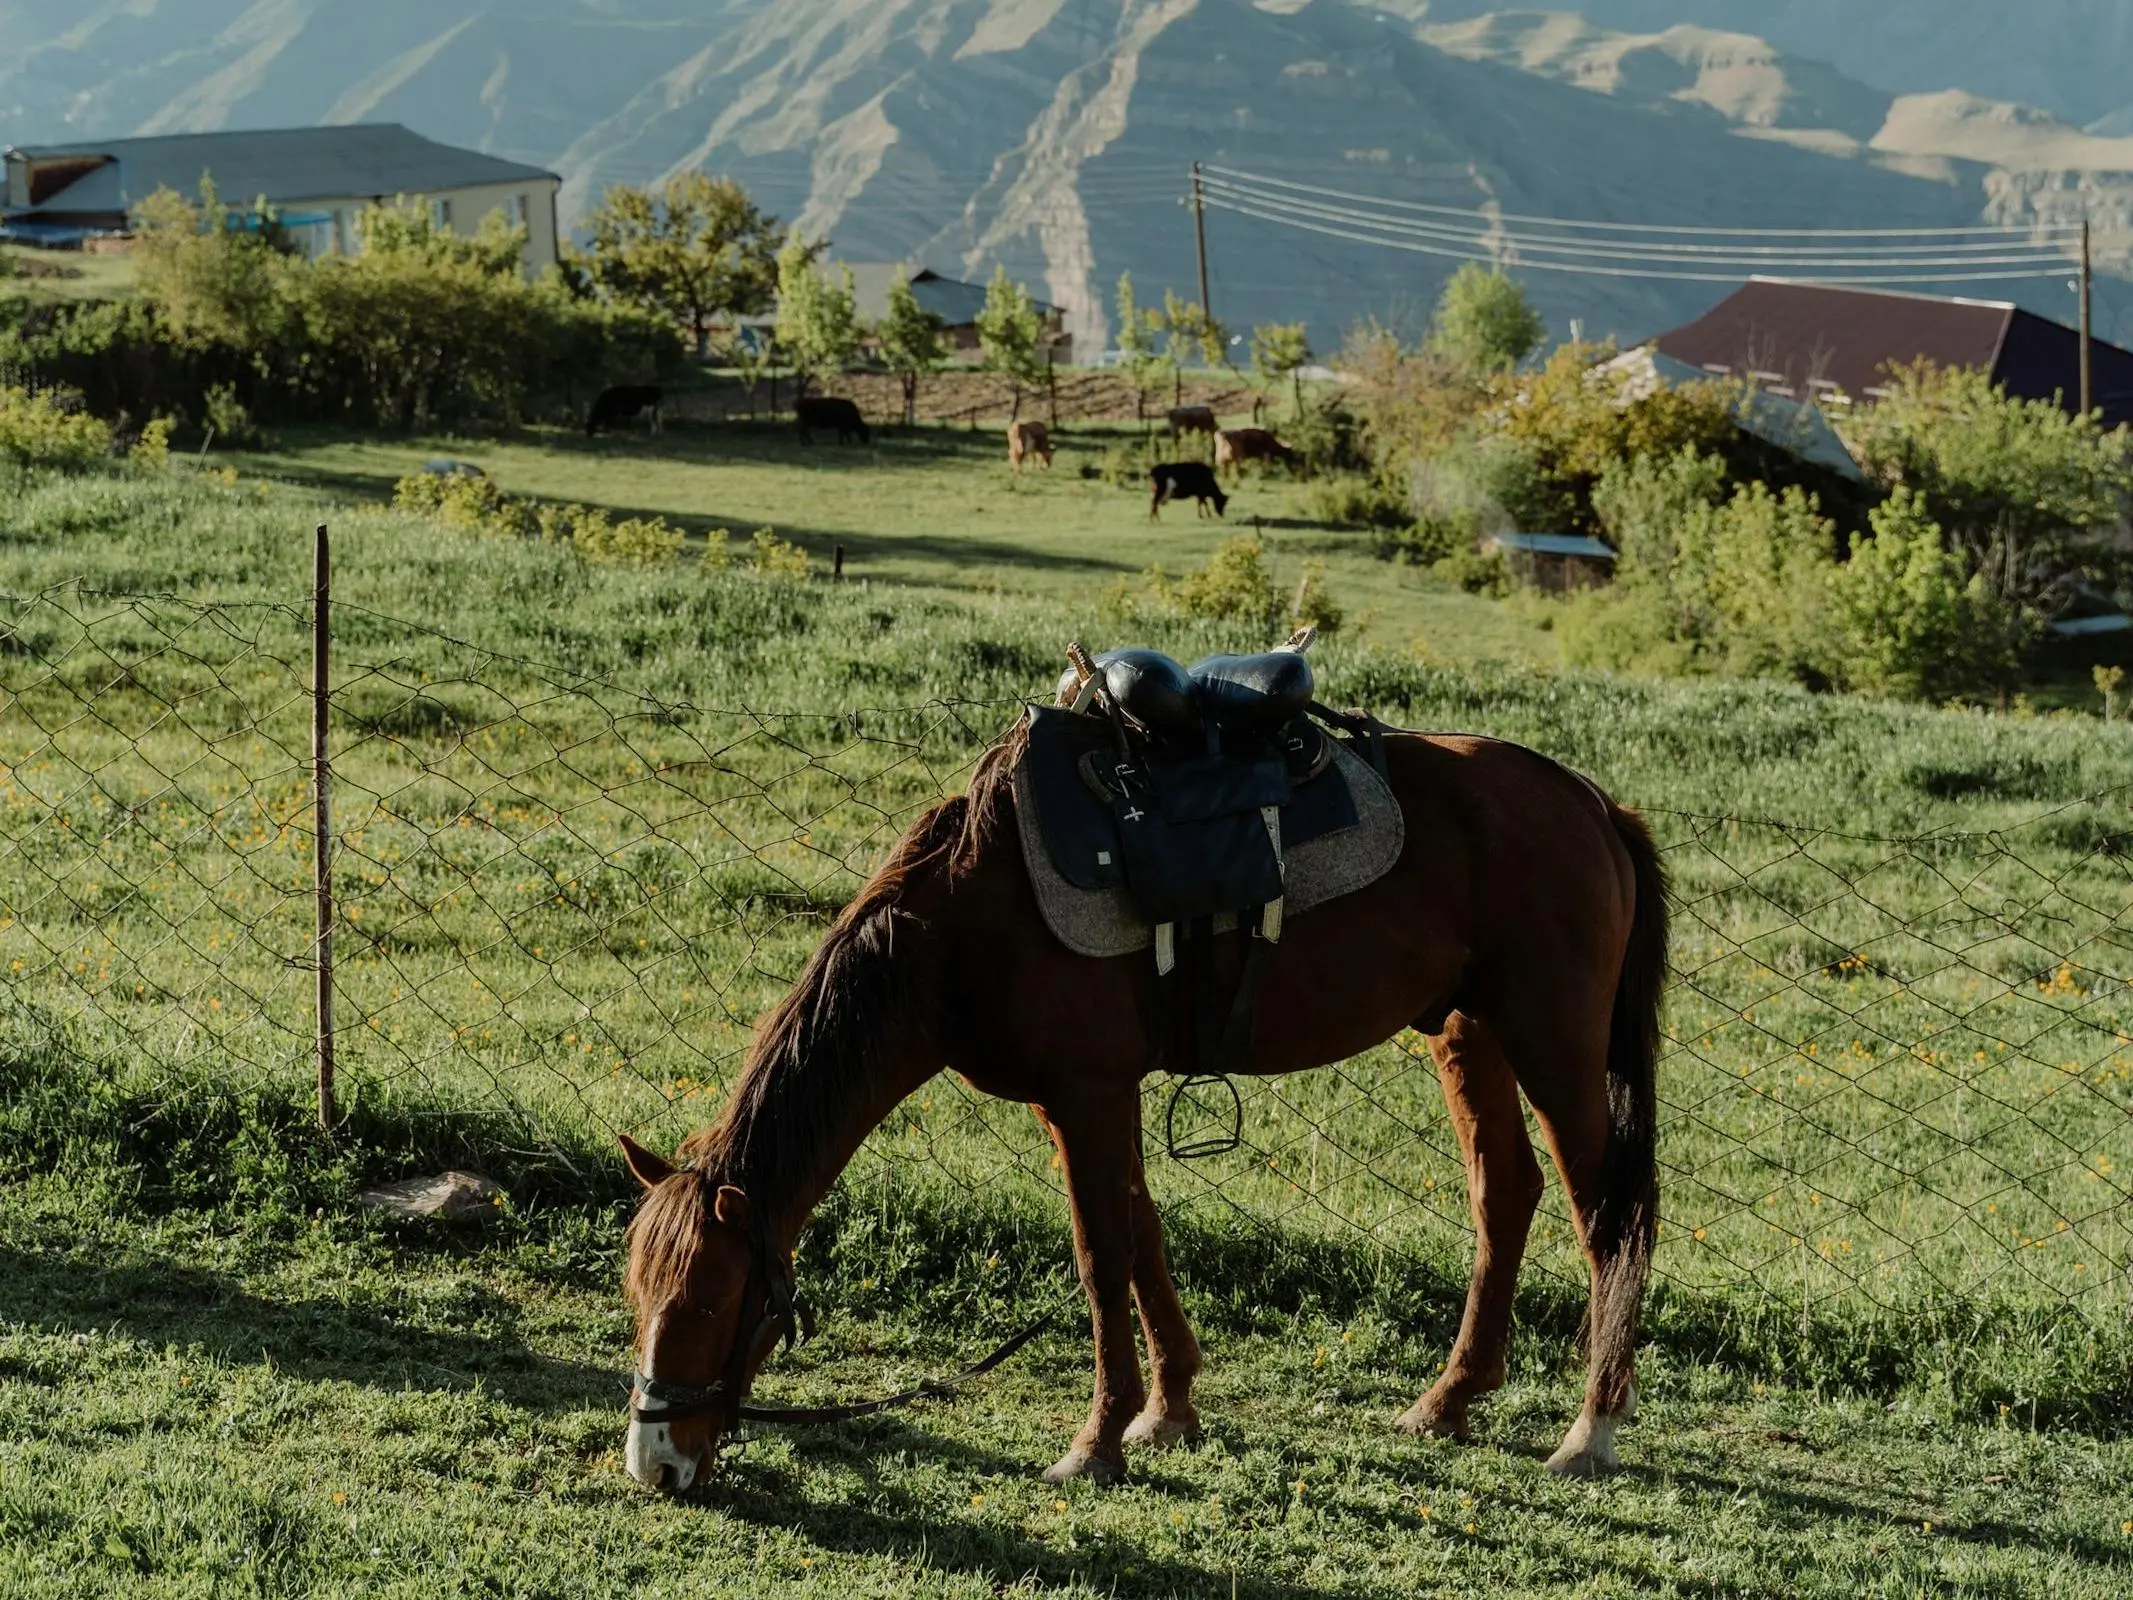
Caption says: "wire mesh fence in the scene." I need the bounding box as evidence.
[3,576,2129,1331]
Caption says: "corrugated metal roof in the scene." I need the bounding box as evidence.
[1488,533,1618,559]
[8,125,556,216]
[1603,346,1866,482]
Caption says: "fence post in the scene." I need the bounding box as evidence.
[312,522,337,1131]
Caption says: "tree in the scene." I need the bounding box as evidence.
[1251,321,1312,419]
[133,180,296,355]
[877,272,946,427]
[975,265,1046,421]
[1846,361,2133,624]
[1159,289,1224,404]
[1427,263,1545,376]
[774,238,864,400]
[1114,272,1167,426]
[578,173,783,361]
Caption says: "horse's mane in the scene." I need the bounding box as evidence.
[664,720,1027,1212]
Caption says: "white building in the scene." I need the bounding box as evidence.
[3,124,562,273]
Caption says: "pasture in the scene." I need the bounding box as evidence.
[3,452,2132,1596]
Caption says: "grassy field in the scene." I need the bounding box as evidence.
[236,419,1564,668]
[4,459,2133,1594]
[1,244,140,307]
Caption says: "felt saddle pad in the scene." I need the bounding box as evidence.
[1012,732,1407,960]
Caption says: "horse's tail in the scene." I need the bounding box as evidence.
[1589,803,1668,1413]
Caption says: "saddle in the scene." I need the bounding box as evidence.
[1021,633,1386,1102]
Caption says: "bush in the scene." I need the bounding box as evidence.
[200,381,263,449]
[1106,535,1343,635]
[1304,472,1409,530]
[1411,432,1567,536]
[0,384,112,472]
[750,528,809,577]
[1089,436,1160,488]
[1832,490,2030,700]
[1375,510,1475,567]
[572,508,687,567]
[392,469,689,567]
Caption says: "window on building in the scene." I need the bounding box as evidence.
[430,196,453,231]
[506,194,528,229]
[335,207,360,256]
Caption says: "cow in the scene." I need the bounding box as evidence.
[796,395,871,445]
[1214,426,1299,477]
[586,385,663,437]
[1007,419,1054,472]
[1166,404,1217,439]
[1149,461,1229,520]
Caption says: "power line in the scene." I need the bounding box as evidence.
[1198,191,2078,286]
[1202,162,2081,240]
[1197,175,2076,269]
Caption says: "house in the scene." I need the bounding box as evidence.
[841,263,1070,358]
[1599,345,1865,482]
[1650,278,2133,429]
[2,124,562,273]
[1485,532,1617,591]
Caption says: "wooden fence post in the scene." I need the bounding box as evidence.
[312,522,336,1131]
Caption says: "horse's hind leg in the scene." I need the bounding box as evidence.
[1494,1002,1645,1476]
[1123,1129,1203,1449]
[1396,1011,1543,1439]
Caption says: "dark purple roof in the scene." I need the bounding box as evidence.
[1651,279,2133,427]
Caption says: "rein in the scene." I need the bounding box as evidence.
[630,1205,1070,1431]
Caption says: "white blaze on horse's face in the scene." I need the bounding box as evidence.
[625,1313,706,1493]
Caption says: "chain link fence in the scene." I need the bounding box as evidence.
[3,576,2129,1333]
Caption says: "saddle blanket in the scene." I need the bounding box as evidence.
[1012,734,1407,960]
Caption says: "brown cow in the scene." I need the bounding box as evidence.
[1166,404,1217,439]
[1007,419,1054,471]
[1214,426,1299,476]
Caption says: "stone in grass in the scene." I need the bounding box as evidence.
[359,1171,505,1221]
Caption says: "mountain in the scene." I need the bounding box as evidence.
[1414,2,2133,131]
[3,1,2129,356]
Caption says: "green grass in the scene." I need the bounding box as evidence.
[5,461,2133,1594]
[1,245,140,307]
[234,420,1562,668]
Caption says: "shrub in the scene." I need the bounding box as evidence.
[200,381,263,449]
[130,417,175,473]
[0,385,112,472]
[1411,432,1566,536]
[1831,490,2029,700]
[1090,436,1160,489]
[573,509,686,567]
[1107,535,1344,635]
[1375,510,1475,567]
[750,528,808,578]
[1304,472,1409,530]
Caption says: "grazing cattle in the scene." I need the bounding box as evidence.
[796,396,871,445]
[1149,461,1229,520]
[1166,404,1217,439]
[1214,427,1299,476]
[586,385,663,437]
[1007,419,1054,472]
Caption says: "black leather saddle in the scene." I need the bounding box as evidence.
[1023,642,1369,1114]
[1027,645,1360,930]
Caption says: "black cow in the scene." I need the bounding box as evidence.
[795,395,871,445]
[1149,461,1229,520]
[586,385,663,437]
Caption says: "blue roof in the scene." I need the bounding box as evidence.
[1488,533,1618,560]
[2049,613,2131,638]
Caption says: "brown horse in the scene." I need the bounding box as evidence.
[618,725,1667,1491]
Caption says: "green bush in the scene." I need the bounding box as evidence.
[0,384,112,472]
[1106,535,1343,635]
[1304,471,1410,529]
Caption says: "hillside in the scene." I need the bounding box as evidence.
[5,1,2131,353]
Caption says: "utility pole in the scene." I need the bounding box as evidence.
[2080,217,2093,418]
[1191,162,1211,322]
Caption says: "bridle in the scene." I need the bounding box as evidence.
[627,1185,1068,1437]
[630,1208,813,1431]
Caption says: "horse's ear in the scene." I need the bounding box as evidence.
[711,1185,753,1232]
[618,1134,676,1190]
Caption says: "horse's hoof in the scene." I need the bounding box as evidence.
[1124,1408,1203,1450]
[1393,1397,1469,1439]
[1043,1447,1127,1486]
[1543,1414,1619,1476]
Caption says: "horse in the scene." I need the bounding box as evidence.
[619,720,1667,1492]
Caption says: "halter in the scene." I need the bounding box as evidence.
[629,1205,812,1430]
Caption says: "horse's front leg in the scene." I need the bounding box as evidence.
[1038,1094,1145,1484]
[1123,1172,1203,1450]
